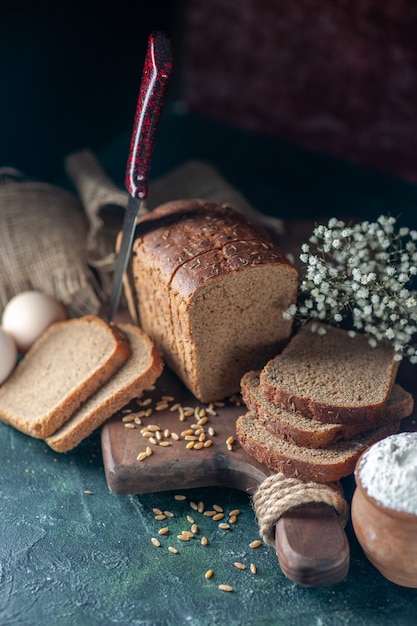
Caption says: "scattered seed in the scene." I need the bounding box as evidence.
[204,510,216,517]
[184,435,198,441]
[197,501,205,513]
[249,540,262,549]
[190,501,198,511]
[212,513,224,521]
[159,441,171,447]
[187,515,195,524]
[149,437,157,445]
[164,511,175,518]
[122,414,135,423]
[177,534,190,542]
[229,515,238,524]
[134,416,142,425]
[250,563,257,574]
[168,546,179,554]
[146,446,153,456]
[163,428,171,438]
[147,424,160,432]
[230,509,241,517]
[155,514,166,521]
[170,403,181,412]
[151,537,161,547]
[186,441,195,449]
[145,408,153,417]
[205,569,213,579]
[226,443,233,451]
[234,562,246,570]
[162,395,174,402]
[155,431,163,441]
[206,409,217,417]
[182,530,194,538]
[83,490,94,495]
[213,504,223,513]
[191,523,198,534]
[124,422,136,429]
[201,536,208,546]
[226,436,235,446]
[174,494,186,501]
[218,523,230,530]
[218,584,233,592]
[152,508,163,515]
[158,527,169,535]
[181,429,194,436]
[194,441,204,450]
[171,432,180,441]
[156,401,169,411]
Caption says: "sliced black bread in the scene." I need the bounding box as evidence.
[0,316,131,438]
[236,411,401,483]
[259,322,399,426]
[45,324,164,452]
[241,370,413,448]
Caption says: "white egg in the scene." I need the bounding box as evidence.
[1,291,67,353]
[0,328,18,384]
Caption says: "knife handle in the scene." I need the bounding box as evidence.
[125,31,173,199]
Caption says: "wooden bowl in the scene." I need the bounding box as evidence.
[352,449,417,588]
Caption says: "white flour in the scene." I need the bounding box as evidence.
[358,432,417,515]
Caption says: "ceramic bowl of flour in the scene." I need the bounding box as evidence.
[351,431,417,588]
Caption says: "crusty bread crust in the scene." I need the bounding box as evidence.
[241,370,413,448]
[45,324,163,452]
[236,412,401,483]
[0,316,131,438]
[126,199,298,402]
[259,322,399,425]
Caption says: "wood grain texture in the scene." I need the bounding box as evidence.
[276,503,350,587]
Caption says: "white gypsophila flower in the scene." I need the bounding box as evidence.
[284,214,417,362]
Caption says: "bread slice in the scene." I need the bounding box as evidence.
[124,199,298,402]
[236,411,401,483]
[0,316,131,438]
[45,324,164,452]
[241,370,413,448]
[259,322,399,425]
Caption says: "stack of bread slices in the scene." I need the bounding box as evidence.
[0,316,163,452]
[237,321,413,483]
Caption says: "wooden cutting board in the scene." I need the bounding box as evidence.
[101,367,349,587]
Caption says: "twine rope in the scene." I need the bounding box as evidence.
[252,473,349,545]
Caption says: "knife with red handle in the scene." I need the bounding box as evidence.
[107,31,173,321]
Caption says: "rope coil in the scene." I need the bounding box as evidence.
[252,472,349,545]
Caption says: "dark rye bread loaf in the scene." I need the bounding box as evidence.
[0,316,131,438]
[45,324,163,452]
[124,199,298,403]
[241,370,413,448]
[259,322,399,426]
[236,411,401,483]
